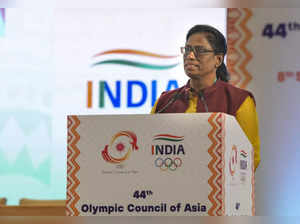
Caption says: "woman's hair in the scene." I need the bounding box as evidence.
[186,25,230,82]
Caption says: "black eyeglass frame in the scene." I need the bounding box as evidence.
[180,46,216,58]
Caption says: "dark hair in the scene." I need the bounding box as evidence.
[186,25,230,82]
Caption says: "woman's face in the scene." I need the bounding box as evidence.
[183,33,222,79]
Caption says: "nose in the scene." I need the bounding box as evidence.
[185,50,196,59]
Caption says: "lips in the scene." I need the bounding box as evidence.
[185,64,198,70]
[184,60,199,66]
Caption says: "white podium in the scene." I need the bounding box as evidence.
[66,113,254,216]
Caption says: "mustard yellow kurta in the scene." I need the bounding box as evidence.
[151,95,260,171]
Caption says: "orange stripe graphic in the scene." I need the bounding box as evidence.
[93,49,178,59]
[227,8,253,89]
[215,114,223,216]
[154,134,184,139]
[67,116,81,216]
[239,9,253,89]
[220,114,226,215]
[87,81,92,108]
[207,113,223,216]
[227,9,242,87]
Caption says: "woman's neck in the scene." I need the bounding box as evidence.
[190,74,217,92]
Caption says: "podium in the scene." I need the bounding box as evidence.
[66,113,254,216]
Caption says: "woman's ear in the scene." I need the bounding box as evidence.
[215,54,224,68]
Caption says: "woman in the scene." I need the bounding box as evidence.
[151,25,260,171]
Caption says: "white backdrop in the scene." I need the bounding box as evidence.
[249,9,300,216]
[1,7,300,216]
[227,8,300,215]
[0,8,226,205]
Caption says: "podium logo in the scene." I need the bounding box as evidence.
[229,145,238,177]
[101,131,139,164]
[240,150,248,170]
[151,134,185,171]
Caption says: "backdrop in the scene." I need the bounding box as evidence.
[0,8,226,205]
[227,8,300,215]
[1,7,299,216]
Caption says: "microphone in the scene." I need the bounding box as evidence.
[198,90,209,112]
[156,89,184,113]
[190,88,209,112]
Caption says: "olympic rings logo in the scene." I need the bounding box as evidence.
[154,157,182,171]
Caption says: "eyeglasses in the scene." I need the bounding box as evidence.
[180,46,215,58]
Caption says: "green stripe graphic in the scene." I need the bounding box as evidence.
[153,137,184,142]
[241,153,247,158]
[92,59,179,70]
